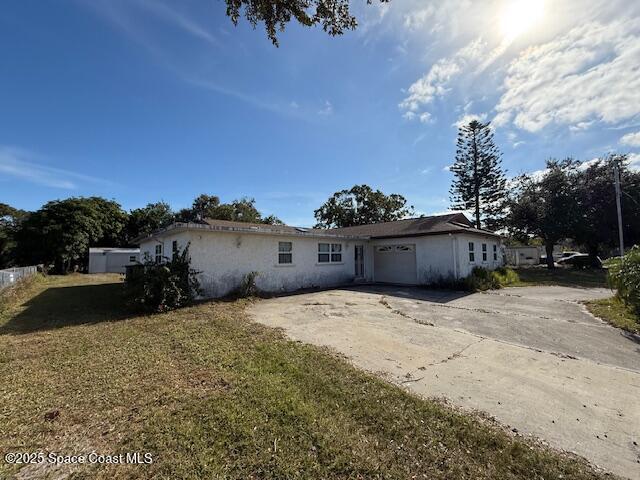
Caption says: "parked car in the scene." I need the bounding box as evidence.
[556,253,602,269]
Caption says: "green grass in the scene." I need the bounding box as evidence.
[0,274,610,479]
[585,296,640,334]
[512,267,608,288]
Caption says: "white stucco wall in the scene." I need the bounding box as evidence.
[139,229,503,295]
[370,234,503,284]
[455,234,504,278]
[141,230,371,298]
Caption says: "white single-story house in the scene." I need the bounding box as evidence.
[88,247,140,274]
[137,213,503,298]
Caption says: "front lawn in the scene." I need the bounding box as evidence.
[513,267,608,288]
[0,274,608,479]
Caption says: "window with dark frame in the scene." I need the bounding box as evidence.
[172,240,178,254]
[155,244,162,263]
[482,243,487,262]
[493,244,498,261]
[468,242,475,262]
[318,243,342,263]
[129,255,136,262]
[278,241,292,264]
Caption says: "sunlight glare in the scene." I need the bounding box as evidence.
[500,0,545,40]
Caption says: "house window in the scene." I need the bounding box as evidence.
[468,242,475,262]
[482,243,487,262]
[493,244,498,261]
[172,240,178,255]
[155,244,163,263]
[318,243,342,263]
[278,241,292,264]
[129,255,137,262]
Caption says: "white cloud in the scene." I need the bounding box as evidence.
[0,146,111,189]
[399,38,488,116]
[494,18,640,132]
[628,153,640,171]
[620,131,640,147]
[317,100,333,116]
[419,112,432,123]
[403,6,435,31]
[453,112,488,129]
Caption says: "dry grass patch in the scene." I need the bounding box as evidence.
[585,296,640,334]
[513,267,608,288]
[0,274,612,479]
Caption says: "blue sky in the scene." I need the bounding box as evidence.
[1,0,639,226]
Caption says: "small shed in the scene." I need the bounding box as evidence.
[505,246,540,266]
[88,248,140,274]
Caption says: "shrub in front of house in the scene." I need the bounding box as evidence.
[607,245,640,314]
[124,244,201,313]
[425,267,519,292]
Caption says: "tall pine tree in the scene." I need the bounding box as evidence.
[449,120,507,230]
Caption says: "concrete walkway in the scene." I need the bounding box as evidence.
[250,285,640,479]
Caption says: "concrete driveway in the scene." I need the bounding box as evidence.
[250,285,640,479]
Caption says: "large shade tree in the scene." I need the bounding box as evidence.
[574,155,640,257]
[225,0,389,46]
[508,159,580,269]
[15,197,127,273]
[0,203,28,269]
[175,194,282,225]
[314,184,414,228]
[450,120,507,231]
[125,202,175,243]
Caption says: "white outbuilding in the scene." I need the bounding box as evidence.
[136,213,503,298]
[88,248,140,274]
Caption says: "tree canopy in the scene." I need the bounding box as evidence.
[450,120,507,230]
[507,159,580,268]
[175,194,283,225]
[0,203,28,269]
[15,197,127,273]
[225,0,389,46]
[314,184,414,228]
[125,202,175,243]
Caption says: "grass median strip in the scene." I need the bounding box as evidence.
[0,274,610,479]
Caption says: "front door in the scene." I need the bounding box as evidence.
[354,245,365,278]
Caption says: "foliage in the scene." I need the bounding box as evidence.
[175,194,282,225]
[14,197,127,273]
[0,203,28,269]
[314,184,414,228]
[513,267,607,288]
[463,266,515,291]
[124,244,201,313]
[225,0,389,46]
[573,155,640,257]
[606,245,640,314]
[507,159,580,269]
[125,202,174,243]
[234,271,261,298]
[426,267,519,292]
[450,120,507,230]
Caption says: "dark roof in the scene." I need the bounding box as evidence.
[201,218,345,236]
[134,213,499,244]
[326,213,499,239]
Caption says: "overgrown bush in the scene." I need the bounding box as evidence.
[607,245,640,314]
[124,244,201,313]
[425,267,519,292]
[234,271,261,298]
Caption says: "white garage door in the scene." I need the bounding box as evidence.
[374,244,417,284]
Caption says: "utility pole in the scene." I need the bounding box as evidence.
[613,160,625,257]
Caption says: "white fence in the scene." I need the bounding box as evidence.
[0,266,38,291]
